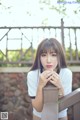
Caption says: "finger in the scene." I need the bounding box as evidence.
[50,79,57,87]
[46,72,53,79]
[52,73,59,80]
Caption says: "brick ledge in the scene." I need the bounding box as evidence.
[0,66,80,73]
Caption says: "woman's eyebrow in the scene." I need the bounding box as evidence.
[50,51,57,54]
[41,52,47,54]
[49,50,56,53]
[41,51,47,53]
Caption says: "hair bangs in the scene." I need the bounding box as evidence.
[39,40,57,55]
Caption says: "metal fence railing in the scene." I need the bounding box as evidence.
[0,19,80,66]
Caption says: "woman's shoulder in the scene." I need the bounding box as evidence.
[60,68,72,81]
[60,68,72,74]
[27,69,39,76]
[27,69,39,82]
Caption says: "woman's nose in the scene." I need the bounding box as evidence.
[47,56,51,63]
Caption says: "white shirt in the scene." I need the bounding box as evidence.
[27,68,72,118]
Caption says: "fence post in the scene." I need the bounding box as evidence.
[31,42,34,62]
[61,18,65,51]
[73,101,80,120]
[41,84,59,120]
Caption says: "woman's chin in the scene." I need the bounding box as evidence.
[45,68,53,71]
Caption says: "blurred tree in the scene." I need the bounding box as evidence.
[39,0,80,15]
[0,0,80,15]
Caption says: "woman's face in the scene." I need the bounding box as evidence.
[40,50,58,71]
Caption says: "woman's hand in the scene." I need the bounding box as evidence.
[39,70,53,89]
[49,71,62,89]
[49,71,64,97]
[39,70,64,97]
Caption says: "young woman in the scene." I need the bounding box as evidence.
[27,38,72,120]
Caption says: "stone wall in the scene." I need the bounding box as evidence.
[72,72,80,90]
[0,72,33,120]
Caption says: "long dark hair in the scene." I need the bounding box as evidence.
[30,38,67,73]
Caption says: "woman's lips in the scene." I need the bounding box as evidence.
[46,65,53,68]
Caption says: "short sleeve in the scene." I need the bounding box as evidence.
[59,68,72,118]
[27,71,38,97]
[60,68,72,95]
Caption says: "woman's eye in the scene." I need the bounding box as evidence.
[41,53,46,56]
[52,53,57,56]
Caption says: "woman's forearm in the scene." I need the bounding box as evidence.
[58,86,64,98]
[32,86,43,112]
